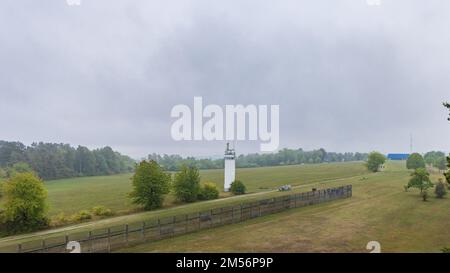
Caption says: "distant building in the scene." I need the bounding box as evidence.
[387,154,410,160]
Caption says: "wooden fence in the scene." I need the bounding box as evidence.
[0,185,352,253]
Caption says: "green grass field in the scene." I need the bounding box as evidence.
[1,161,448,252]
[0,162,368,248]
[119,161,450,253]
[1,161,368,217]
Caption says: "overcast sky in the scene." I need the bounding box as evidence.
[1,0,450,159]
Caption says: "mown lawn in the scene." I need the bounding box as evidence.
[119,161,450,253]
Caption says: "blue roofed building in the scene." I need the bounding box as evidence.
[387,154,410,160]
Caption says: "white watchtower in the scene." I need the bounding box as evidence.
[224,142,236,192]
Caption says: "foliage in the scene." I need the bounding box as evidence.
[423,151,446,169]
[198,182,220,200]
[0,181,4,198]
[92,206,114,217]
[129,160,171,210]
[444,102,450,121]
[1,172,49,233]
[230,180,246,195]
[148,148,368,171]
[435,179,447,198]
[407,168,434,194]
[173,165,201,203]
[442,247,450,253]
[366,152,386,172]
[0,140,135,180]
[445,154,450,187]
[406,153,426,170]
[52,212,69,226]
[71,210,92,222]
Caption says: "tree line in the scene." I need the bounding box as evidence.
[149,148,369,171]
[0,141,135,180]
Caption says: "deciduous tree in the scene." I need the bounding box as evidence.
[366,152,386,172]
[2,172,49,233]
[129,160,171,210]
[173,165,201,202]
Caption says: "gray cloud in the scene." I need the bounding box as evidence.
[1,0,450,158]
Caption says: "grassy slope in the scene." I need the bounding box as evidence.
[0,162,368,248]
[119,161,450,253]
[1,162,368,216]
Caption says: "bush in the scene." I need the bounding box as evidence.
[2,172,49,234]
[230,180,246,195]
[92,206,114,217]
[435,179,447,198]
[52,212,69,226]
[407,168,433,194]
[0,181,4,198]
[173,165,201,203]
[198,183,219,200]
[0,168,6,179]
[71,210,92,222]
[0,210,5,233]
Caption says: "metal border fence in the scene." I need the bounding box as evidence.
[0,185,352,253]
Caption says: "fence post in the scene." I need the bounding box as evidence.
[125,224,129,246]
[65,235,69,253]
[141,221,146,241]
[17,244,22,253]
[88,231,92,253]
[172,216,176,237]
[158,218,161,237]
[42,239,46,253]
[185,214,188,233]
[209,209,213,228]
[240,204,243,221]
[107,228,111,253]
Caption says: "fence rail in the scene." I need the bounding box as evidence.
[0,185,352,253]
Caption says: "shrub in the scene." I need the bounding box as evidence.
[198,183,219,200]
[92,206,114,217]
[442,247,450,253]
[0,210,5,233]
[0,168,6,179]
[2,172,49,234]
[71,210,92,222]
[230,180,246,195]
[52,212,69,226]
[435,179,447,199]
[407,168,433,194]
[173,165,201,203]
[0,181,4,198]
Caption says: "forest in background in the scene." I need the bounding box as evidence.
[149,148,370,171]
[0,141,135,180]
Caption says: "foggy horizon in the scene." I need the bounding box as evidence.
[1,1,450,158]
